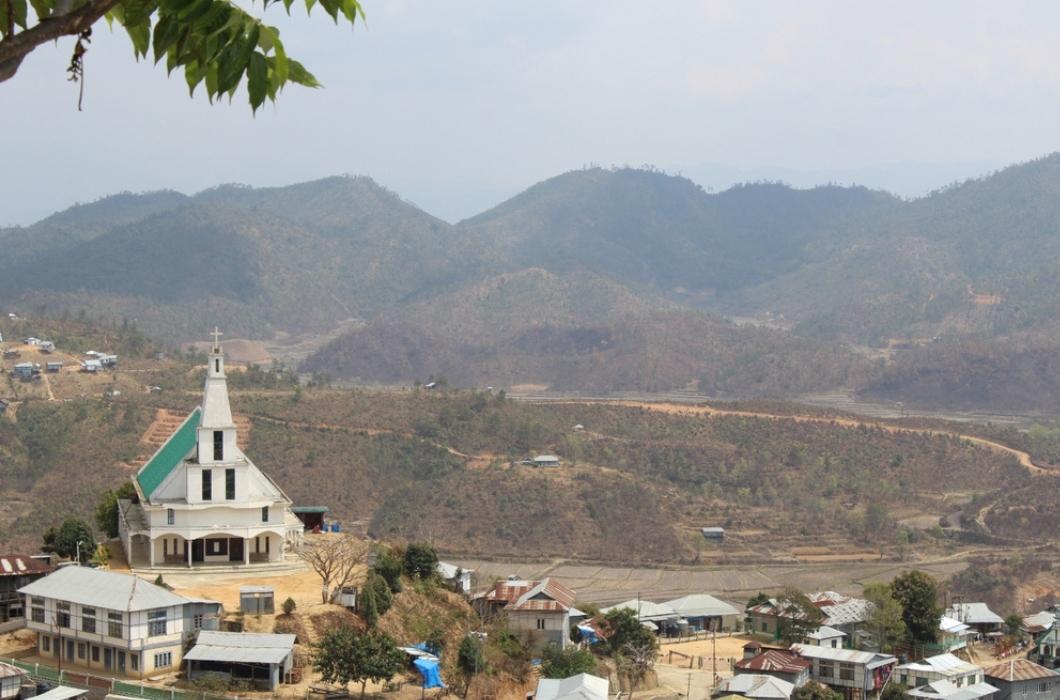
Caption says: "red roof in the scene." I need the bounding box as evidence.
[489,578,577,613]
[0,555,52,577]
[736,650,812,674]
[983,659,1057,682]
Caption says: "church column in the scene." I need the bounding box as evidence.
[244,538,250,565]
[186,539,192,568]
[148,538,155,567]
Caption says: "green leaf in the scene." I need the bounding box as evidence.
[122,0,155,27]
[286,58,319,88]
[7,0,29,32]
[124,20,151,59]
[247,51,268,112]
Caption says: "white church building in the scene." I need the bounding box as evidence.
[119,331,303,569]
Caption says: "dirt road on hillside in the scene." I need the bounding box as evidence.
[531,399,1055,477]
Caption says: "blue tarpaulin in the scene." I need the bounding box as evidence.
[577,624,600,644]
[413,658,446,689]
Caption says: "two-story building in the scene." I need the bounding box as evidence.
[19,566,221,677]
[118,332,303,569]
[790,643,897,700]
[475,578,576,652]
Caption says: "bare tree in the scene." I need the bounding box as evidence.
[298,535,369,604]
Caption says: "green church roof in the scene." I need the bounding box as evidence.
[137,408,200,498]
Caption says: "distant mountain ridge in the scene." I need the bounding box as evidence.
[6,155,1060,408]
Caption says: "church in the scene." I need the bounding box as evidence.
[119,331,303,569]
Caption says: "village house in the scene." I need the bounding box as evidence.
[946,603,1004,639]
[938,616,974,653]
[0,660,26,699]
[748,591,870,645]
[664,594,741,632]
[804,626,846,649]
[735,648,812,687]
[19,566,222,677]
[906,679,999,700]
[534,673,609,700]
[896,653,984,689]
[184,631,295,691]
[1030,620,1060,670]
[473,578,576,651]
[118,331,303,569]
[715,673,796,700]
[982,659,1060,700]
[790,643,897,700]
[436,561,473,595]
[0,554,52,624]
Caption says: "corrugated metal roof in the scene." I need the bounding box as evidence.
[0,555,52,577]
[508,578,576,613]
[535,673,609,700]
[601,599,677,621]
[908,680,998,700]
[34,686,88,699]
[805,625,845,640]
[18,566,200,612]
[790,644,896,668]
[898,653,981,677]
[136,408,199,498]
[947,603,1004,626]
[0,661,24,679]
[664,594,740,619]
[823,598,872,626]
[735,650,811,674]
[185,631,295,665]
[983,659,1058,682]
[716,674,794,699]
[940,616,971,635]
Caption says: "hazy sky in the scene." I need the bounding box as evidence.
[5,0,1060,225]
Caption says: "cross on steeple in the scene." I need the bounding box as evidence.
[211,327,223,352]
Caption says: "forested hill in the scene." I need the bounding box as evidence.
[6,155,1060,408]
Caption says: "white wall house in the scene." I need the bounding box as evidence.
[119,333,303,569]
[790,644,897,699]
[19,567,221,678]
[896,654,984,689]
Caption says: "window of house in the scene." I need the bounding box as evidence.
[202,469,212,500]
[77,643,86,659]
[57,602,70,628]
[167,508,175,525]
[762,622,768,632]
[1039,683,1050,693]
[916,677,928,687]
[839,663,855,681]
[225,468,235,500]
[148,610,167,637]
[108,612,123,638]
[42,636,50,652]
[194,614,204,630]
[154,651,172,669]
[261,506,269,523]
[91,646,100,662]
[82,607,96,634]
[213,430,223,461]
[31,605,44,623]
[819,661,835,678]
[131,654,138,671]
[536,619,546,630]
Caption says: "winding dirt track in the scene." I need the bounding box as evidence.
[534,399,1055,477]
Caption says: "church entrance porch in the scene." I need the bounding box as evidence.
[141,532,285,568]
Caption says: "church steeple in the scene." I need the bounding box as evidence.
[198,328,237,464]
